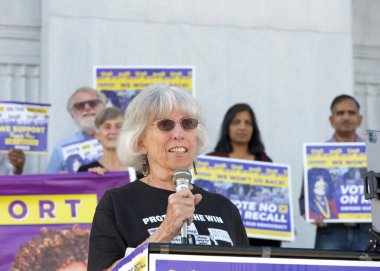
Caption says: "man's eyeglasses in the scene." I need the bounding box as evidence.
[73,99,102,111]
[153,117,199,132]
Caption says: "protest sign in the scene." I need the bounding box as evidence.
[94,66,194,111]
[303,143,371,223]
[62,138,103,173]
[194,155,294,241]
[0,101,50,153]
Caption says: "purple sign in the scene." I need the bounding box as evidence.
[155,259,379,271]
[0,101,50,153]
[115,246,380,271]
[194,155,293,241]
[304,143,371,223]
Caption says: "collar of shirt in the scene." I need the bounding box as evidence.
[328,134,365,143]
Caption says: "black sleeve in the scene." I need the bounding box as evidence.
[230,202,250,246]
[88,191,127,271]
[77,161,103,172]
[223,197,249,247]
[77,164,90,172]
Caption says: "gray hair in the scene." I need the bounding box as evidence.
[95,107,124,129]
[66,86,107,113]
[117,84,208,171]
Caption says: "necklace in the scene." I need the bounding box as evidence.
[313,196,331,218]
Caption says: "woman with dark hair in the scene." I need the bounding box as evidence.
[208,103,281,247]
[210,103,270,161]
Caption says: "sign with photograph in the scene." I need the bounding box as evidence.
[303,143,371,223]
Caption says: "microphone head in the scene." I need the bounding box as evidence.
[173,168,192,186]
[173,168,192,182]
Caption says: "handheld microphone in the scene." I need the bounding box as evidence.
[173,168,192,244]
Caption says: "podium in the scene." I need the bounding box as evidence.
[113,243,380,271]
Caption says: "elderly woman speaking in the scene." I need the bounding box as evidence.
[88,85,249,271]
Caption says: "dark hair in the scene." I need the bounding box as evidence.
[214,103,265,154]
[330,94,360,112]
[307,168,334,200]
[95,107,124,129]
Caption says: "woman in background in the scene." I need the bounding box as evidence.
[77,107,127,175]
[208,103,281,247]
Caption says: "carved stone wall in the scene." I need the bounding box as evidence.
[0,0,41,173]
[353,0,380,133]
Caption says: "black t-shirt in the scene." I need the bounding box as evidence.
[88,179,249,271]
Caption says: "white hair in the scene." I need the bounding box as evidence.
[117,84,208,171]
[66,86,107,113]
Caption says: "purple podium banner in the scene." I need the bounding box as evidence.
[153,257,380,271]
[115,244,380,271]
[0,171,130,271]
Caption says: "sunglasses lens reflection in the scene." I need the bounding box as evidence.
[156,118,199,132]
[181,118,198,130]
[73,100,100,110]
[157,119,175,131]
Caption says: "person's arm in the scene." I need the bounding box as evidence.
[142,190,202,244]
[7,149,25,175]
[88,167,109,176]
[46,145,64,173]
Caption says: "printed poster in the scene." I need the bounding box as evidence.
[0,101,50,153]
[0,171,131,271]
[62,138,103,173]
[194,155,294,241]
[303,143,371,223]
[94,66,194,111]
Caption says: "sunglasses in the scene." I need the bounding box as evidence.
[153,117,199,132]
[73,99,102,111]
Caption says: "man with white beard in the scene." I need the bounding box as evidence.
[46,87,106,173]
